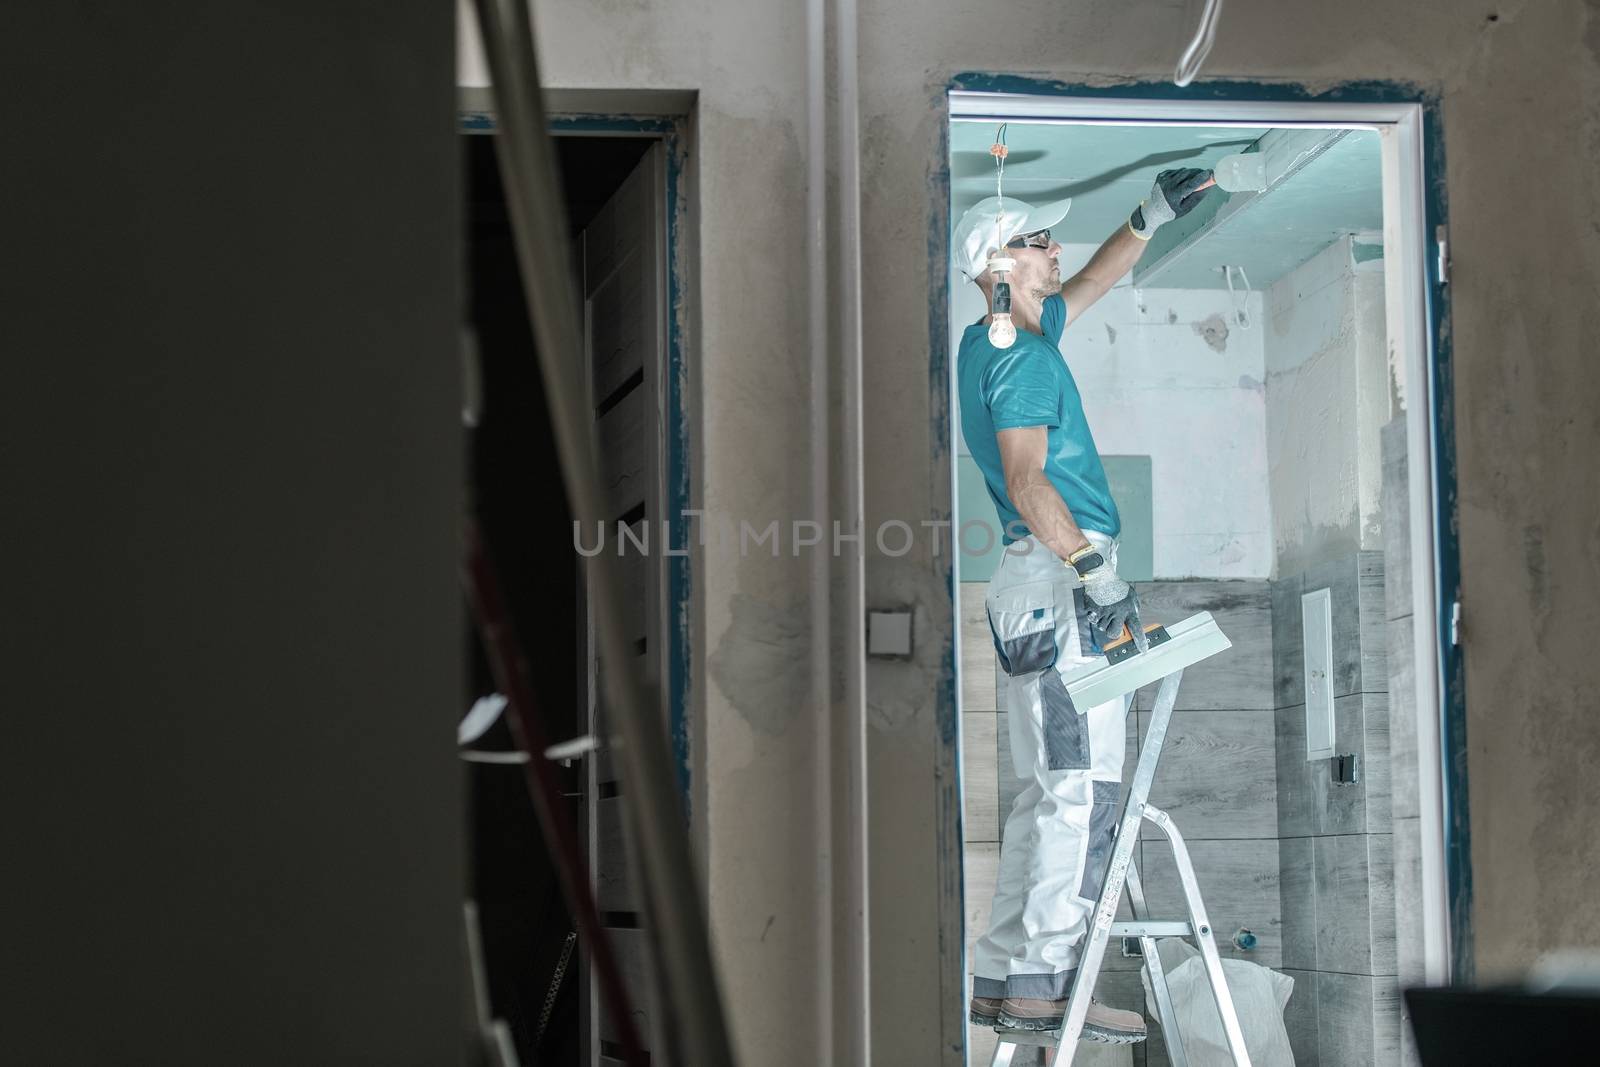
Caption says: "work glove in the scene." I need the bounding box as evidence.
[1128,167,1214,240]
[1078,561,1149,652]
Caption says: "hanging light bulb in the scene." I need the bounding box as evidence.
[987,254,1017,348]
[986,127,1017,348]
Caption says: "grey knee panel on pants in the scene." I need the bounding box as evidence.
[1039,669,1089,770]
[1076,780,1121,901]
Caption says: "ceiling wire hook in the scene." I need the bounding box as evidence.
[1174,0,1225,87]
[1222,264,1252,330]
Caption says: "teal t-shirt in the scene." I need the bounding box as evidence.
[957,293,1121,543]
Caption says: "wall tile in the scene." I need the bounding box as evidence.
[1140,839,1282,969]
[1139,710,1277,840]
[1282,968,1321,1067]
[1388,614,1420,821]
[961,581,997,711]
[1391,816,1426,988]
[1369,833,1397,977]
[1325,692,1371,835]
[1313,834,1375,975]
[1279,836,1316,970]
[1357,551,1388,695]
[1270,572,1305,710]
[965,841,1000,959]
[963,712,999,844]
[1275,703,1314,838]
[1357,691,1391,833]
[1380,416,1413,622]
[1399,974,1423,1067]
[1375,976,1402,1065]
[1317,971,1379,1066]
[1133,581,1274,711]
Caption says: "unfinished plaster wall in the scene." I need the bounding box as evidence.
[462,4,832,1064]
[499,0,1600,1062]
[866,1,1600,1060]
[1265,236,1389,577]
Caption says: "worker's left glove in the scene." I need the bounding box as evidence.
[1077,561,1149,652]
[1128,167,1214,240]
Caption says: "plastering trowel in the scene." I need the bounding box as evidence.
[1192,151,1269,198]
[1060,613,1232,709]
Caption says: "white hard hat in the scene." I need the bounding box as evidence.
[951,195,1072,281]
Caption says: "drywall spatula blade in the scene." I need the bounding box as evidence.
[1211,152,1268,193]
[1060,611,1232,709]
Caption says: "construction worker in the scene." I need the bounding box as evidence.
[953,168,1214,1042]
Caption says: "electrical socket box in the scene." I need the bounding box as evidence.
[1302,587,1335,760]
[867,610,913,657]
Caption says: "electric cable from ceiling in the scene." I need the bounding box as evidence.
[1174,0,1225,87]
[986,123,1019,348]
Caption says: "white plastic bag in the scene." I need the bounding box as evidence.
[1139,939,1296,1066]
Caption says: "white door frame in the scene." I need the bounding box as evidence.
[944,88,1453,1001]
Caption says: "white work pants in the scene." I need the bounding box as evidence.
[972,532,1128,1002]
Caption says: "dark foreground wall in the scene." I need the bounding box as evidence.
[2,5,462,1062]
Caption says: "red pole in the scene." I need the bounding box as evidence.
[462,520,647,1066]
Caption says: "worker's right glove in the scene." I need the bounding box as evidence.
[1128,167,1214,240]
[1077,560,1149,652]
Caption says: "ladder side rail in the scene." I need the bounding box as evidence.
[1144,805,1253,1067]
[1052,670,1186,1062]
[1125,861,1189,1067]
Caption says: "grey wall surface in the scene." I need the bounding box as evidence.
[1272,552,1398,1065]
[4,5,462,1063]
[482,1,1600,1062]
[1381,417,1428,1067]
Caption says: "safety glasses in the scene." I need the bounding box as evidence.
[1005,228,1052,250]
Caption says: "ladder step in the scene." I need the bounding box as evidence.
[990,1028,1062,1046]
[1108,920,1192,937]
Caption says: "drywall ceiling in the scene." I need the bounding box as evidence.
[949,121,1383,289]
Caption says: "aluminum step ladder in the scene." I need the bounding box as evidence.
[989,612,1253,1067]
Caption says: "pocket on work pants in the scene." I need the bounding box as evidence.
[988,581,1090,772]
[986,580,1059,677]
[1077,779,1122,901]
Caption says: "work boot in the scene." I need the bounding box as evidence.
[997,996,1148,1043]
[969,994,1003,1026]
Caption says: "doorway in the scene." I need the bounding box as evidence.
[942,87,1456,1067]
[462,110,684,1067]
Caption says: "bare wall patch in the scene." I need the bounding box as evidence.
[707,591,811,736]
[1193,313,1231,352]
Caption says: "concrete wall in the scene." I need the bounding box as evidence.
[490,0,1600,1061]
[463,5,834,1063]
[1264,236,1390,577]
[6,5,461,1063]
[952,248,1273,579]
